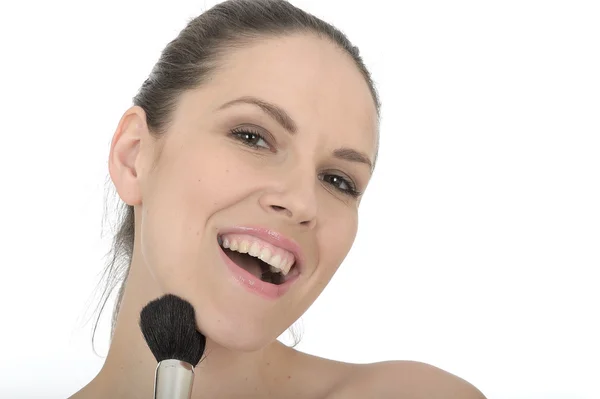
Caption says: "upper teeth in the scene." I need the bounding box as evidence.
[221,235,295,276]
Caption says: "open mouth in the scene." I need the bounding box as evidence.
[218,235,297,286]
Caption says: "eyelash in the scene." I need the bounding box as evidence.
[230,127,362,198]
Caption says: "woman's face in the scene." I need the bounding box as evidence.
[129,34,377,351]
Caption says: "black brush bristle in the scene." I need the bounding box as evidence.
[139,294,206,366]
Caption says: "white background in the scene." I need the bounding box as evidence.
[1,1,598,398]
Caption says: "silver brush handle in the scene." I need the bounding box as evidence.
[154,359,195,399]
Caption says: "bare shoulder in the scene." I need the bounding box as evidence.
[66,378,102,399]
[279,347,360,397]
[327,360,487,399]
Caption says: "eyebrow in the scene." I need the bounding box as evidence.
[219,96,298,134]
[218,96,373,172]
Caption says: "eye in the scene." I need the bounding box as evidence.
[320,173,362,198]
[229,128,362,199]
[230,127,271,150]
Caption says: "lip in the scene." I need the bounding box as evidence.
[216,226,305,274]
[217,243,300,300]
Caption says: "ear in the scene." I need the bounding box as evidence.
[108,105,148,206]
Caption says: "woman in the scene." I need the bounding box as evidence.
[71,0,485,397]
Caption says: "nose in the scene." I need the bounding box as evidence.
[258,167,318,229]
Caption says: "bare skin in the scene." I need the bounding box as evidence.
[69,33,485,398]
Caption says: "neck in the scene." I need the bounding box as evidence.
[90,257,290,398]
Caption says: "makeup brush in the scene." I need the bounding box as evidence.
[139,293,206,399]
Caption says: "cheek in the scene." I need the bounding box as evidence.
[139,140,267,286]
[139,153,234,288]
[319,210,358,276]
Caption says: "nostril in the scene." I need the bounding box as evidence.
[270,205,293,218]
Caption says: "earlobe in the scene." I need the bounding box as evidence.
[108,106,147,206]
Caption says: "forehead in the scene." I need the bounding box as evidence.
[192,34,378,158]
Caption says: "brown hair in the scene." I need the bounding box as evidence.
[92,0,380,351]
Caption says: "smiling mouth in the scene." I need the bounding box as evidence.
[217,236,298,285]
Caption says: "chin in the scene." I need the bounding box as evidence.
[182,295,284,353]
[197,316,283,352]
